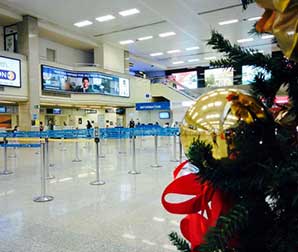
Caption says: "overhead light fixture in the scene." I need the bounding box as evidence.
[74,20,93,27]
[119,40,135,45]
[288,31,295,35]
[167,49,181,54]
[204,56,216,60]
[119,8,140,17]
[218,19,238,25]
[188,59,200,62]
[261,34,274,39]
[150,52,163,57]
[138,36,153,41]
[248,16,262,21]
[186,46,200,51]
[237,38,254,43]
[159,32,176,38]
[96,15,115,22]
[173,61,184,65]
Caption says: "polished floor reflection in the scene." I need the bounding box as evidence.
[0,137,184,252]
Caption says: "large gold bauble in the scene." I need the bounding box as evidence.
[180,88,270,160]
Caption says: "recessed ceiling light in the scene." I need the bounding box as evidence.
[218,19,238,25]
[159,32,176,38]
[119,8,140,17]
[167,49,181,54]
[204,56,216,60]
[96,15,115,22]
[138,36,153,41]
[150,52,163,57]
[119,40,135,45]
[173,61,184,65]
[237,38,254,43]
[188,59,200,62]
[74,20,93,27]
[261,34,274,39]
[186,46,200,51]
[248,16,262,21]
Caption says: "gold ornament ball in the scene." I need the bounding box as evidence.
[180,88,270,160]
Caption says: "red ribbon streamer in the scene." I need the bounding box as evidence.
[161,161,232,251]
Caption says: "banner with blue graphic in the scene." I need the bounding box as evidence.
[0,56,21,88]
[41,65,130,97]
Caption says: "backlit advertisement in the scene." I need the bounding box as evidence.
[204,68,234,87]
[41,65,130,97]
[0,56,21,88]
[171,71,198,89]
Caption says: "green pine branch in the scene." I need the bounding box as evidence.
[169,232,191,252]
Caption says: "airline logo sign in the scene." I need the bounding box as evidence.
[0,56,21,88]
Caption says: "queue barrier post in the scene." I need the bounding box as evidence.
[33,142,54,202]
[90,132,105,186]
[170,135,179,162]
[118,128,126,154]
[128,133,140,175]
[0,137,13,175]
[151,132,162,168]
[72,132,82,162]
[45,138,55,179]
[179,136,183,163]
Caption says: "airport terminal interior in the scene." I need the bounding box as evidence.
[0,0,298,251]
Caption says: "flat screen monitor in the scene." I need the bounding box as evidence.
[0,106,6,113]
[159,111,170,119]
[0,56,21,88]
[53,108,61,115]
[41,65,130,97]
[204,68,234,87]
[171,71,198,89]
[242,65,271,85]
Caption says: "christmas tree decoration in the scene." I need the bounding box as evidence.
[180,88,272,161]
[255,0,298,61]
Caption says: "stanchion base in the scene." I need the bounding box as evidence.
[72,159,82,162]
[49,163,55,167]
[8,155,16,158]
[128,170,141,175]
[46,175,55,180]
[33,195,54,202]
[90,180,105,186]
[118,151,127,154]
[0,170,13,176]
[35,152,40,155]
[170,159,179,162]
[98,155,105,158]
[60,148,67,152]
[151,164,162,168]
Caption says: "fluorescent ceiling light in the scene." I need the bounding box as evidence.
[159,32,176,38]
[119,8,140,16]
[237,38,254,43]
[167,49,181,54]
[186,46,200,51]
[119,40,135,45]
[173,61,184,65]
[96,15,115,22]
[218,19,238,25]
[204,56,216,60]
[261,34,274,39]
[150,52,163,57]
[188,59,200,62]
[138,36,153,41]
[74,20,93,27]
[248,16,262,21]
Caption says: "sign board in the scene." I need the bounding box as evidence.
[0,56,21,88]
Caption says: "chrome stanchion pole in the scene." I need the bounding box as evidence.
[99,138,105,158]
[33,142,54,202]
[8,138,17,158]
[45,138,55,179]
[151,134,162,168]
[90,135,105,185]
[0,137,13,175]
[129,134,140,175]
[179,136,183,163]
[72,139,82,162]
[170,135,179,162]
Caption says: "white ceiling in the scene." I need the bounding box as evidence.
[0,0,274,71]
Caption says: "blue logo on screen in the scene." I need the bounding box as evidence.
[0,70,16,81]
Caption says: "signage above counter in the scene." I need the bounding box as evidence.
[136,101,170,111]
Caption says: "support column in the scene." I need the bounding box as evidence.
[17,16,40,131]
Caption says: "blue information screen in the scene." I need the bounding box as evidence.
[136,102,170,111]
[41,65,130,97]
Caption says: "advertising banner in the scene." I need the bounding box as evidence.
[0,56,21,88]
[41,65,130,97]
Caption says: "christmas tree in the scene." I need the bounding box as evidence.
[163,1,298,251]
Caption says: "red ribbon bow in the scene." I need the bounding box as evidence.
[161,161,232,251]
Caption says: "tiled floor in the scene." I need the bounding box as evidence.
[0,137,185,252]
